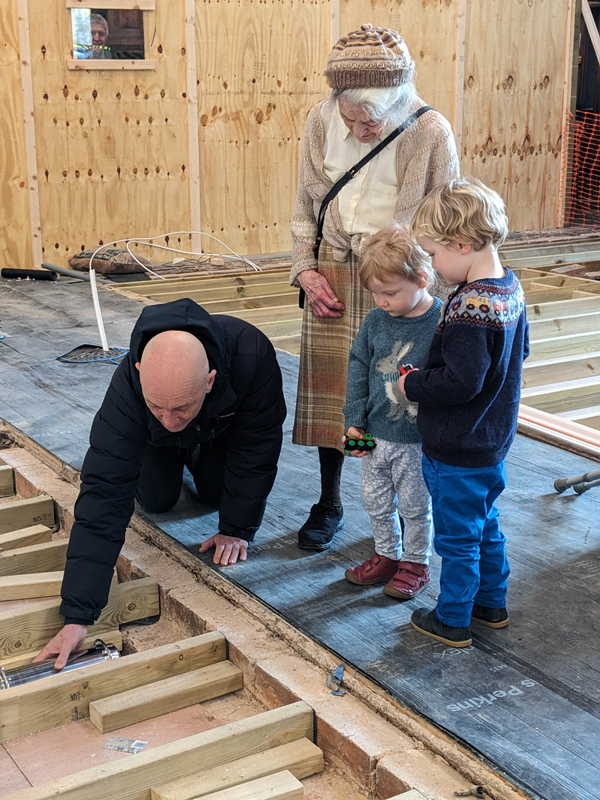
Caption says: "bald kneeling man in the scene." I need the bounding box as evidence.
[35,298,286,668]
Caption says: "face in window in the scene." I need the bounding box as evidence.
[91,22,107,48]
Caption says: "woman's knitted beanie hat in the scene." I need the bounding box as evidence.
[324,23,414,89]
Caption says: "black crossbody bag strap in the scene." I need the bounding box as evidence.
[299,105,432,309]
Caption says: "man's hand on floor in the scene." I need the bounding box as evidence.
[199,534,248,565]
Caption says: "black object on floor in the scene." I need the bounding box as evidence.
[1,268,57,281]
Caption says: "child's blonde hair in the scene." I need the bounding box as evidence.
[359,224,432,289]
[410,177,508,250]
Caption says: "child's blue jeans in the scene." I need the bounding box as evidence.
[422,455,510,628]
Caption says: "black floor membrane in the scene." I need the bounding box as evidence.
[2,279,600,799]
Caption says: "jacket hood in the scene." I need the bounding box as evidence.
[128,298,230,397]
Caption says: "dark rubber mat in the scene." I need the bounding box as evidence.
[2,278,600,798]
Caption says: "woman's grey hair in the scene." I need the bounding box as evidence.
[332,84,416,126]
[90,13,109,35]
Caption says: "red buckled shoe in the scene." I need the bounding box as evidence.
[345,553,398,586]
[383,561,430,600]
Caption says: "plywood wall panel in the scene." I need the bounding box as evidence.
[1,0,577,262]
[338,0,459,129]
[195,0,331,255]
[26,1,191,264]
[0,2,32,269]
[461,0,570,231]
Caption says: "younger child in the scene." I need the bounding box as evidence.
[400,177,529,647]
[343,224,441,600]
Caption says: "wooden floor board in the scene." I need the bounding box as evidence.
[4,279,600,798]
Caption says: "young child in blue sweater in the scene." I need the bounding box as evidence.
[399,177,529,647]
[343,225,441,600]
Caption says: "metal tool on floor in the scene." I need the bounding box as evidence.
[56,267,128,364]
[554,469,600,495]
[0,639,120,690]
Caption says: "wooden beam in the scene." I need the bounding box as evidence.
[7,701,314,800]
[141,278,292,302]
[65,0,155,7]
[0,576,159,661]
[120,268,290,294]
[220,306,304,325]
[0,629,122,670]
[199,771,303,800]
[0,570,63,601]
[520,376,600,414]
[168,293,298,314]
[89,660,243,733]
[518,404,600,462]
[184,0,202,253]
[151,738,323,800]
[0,632,225,743]
[0,495,55,535]
[0,538,68,577]
[528,311,600,340]
[526,287,600,305]
[528,330,600,360]
[527,295,600,321]
[522,352,600,389]
[0,465,14,497]
[67,59,156,71]
[583,0,600,67]
[16,0,43,267]
[0,525,52,552]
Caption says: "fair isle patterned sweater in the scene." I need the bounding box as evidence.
[344,298,443,444]
[289,96,459,286]
[404,269,530,468]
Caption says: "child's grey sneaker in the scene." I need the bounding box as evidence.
[471,603,509,628]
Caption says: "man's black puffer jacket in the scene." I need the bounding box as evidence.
[61,299,286,625]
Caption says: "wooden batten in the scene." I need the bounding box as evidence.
[0,576,159,660]
[0,465,15,497]
[89,660,243,733]
[522,352,600,390]
[198,771,304,800]
[528,331,600,361]
[0,495,55,536]
[6,701,314,800]
[0,525,52,552]
[151,738,323,800]
[0,632,225,743]
[0,570,63,601]
[521,377,600,415]
[0,538,68,577]
[518,405,600,462]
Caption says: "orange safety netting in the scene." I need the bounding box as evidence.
[560,109,600,228]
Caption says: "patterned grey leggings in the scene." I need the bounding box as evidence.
[361,439,433,563]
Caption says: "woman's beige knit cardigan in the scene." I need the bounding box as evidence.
[289,96,460,286]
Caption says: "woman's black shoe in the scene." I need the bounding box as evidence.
[297,502,343,551]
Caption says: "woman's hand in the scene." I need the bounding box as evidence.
[298,270,344,318]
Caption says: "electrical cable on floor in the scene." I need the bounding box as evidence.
[86,230,262,281]
[58,229,261,365]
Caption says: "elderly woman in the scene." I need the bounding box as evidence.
[290,24,459,550]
